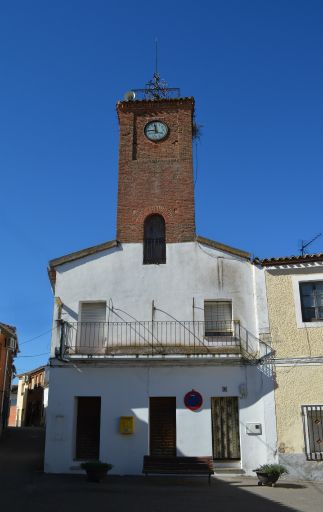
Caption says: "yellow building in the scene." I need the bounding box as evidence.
[262,253,323,480]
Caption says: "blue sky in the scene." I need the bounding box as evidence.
[1,1,322,373]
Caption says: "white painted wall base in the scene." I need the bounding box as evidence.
[44,362,277,475]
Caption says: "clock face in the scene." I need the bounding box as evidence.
[144,121,168,141]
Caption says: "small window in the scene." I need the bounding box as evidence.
[299,282,323,322]
[302,405,323,461]
[143,214,166,264]
[204,301,232,336]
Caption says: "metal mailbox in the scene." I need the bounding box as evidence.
[120,416,134,435]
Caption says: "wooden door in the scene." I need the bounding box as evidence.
[76,397,101,460]
[211,397,240,459]
[150,397,176,456]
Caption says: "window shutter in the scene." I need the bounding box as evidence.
[77,302,106,353]
[80,302,106,323]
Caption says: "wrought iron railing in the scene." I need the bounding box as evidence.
[131,87,181,101]
[57,320,264,360]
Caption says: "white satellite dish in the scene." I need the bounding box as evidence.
[124,90,136,101]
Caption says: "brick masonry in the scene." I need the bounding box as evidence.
[116,98,196,243]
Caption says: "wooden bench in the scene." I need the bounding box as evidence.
[142,456,214,485]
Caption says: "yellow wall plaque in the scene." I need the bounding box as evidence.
[120,416,134,434]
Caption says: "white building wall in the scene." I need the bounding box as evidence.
[45,240,277,474]
[45,363,277,475]
[51,242,265,355]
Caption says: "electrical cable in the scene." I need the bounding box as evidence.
[106,301,163,351]
[153,306,210,351]
[17,352,49,358]
[20,326,57,345]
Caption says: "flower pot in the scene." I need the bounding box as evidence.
[81,462,113,483]
[85,468,108,483]
[256,471,280,487]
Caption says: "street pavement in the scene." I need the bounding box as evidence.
[0,427,322,512]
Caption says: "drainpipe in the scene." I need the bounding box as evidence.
[151,300,155,355]
[192,297,196,354]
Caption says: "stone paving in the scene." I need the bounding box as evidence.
[0,427,322,512]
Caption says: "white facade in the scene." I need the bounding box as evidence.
[50,242,268,350]
[45,240,277,475]
[45,362,276,475]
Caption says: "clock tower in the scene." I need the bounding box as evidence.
[116,85,196,246]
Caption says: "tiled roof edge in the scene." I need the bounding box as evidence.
[260,253,323,266]
[17,365,46,378]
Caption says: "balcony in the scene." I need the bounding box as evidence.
[57,320,267,361]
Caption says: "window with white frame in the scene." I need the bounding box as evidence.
[204,301,232,336]
[299,281,323,322]
[302,405,323,461]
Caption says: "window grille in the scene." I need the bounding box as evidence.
[204,301,232,336]
[143,214,166,264]
[299,282,323,322]
[302,405,323,461]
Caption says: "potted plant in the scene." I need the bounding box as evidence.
[253,464,288,487]
[81,461,113,482]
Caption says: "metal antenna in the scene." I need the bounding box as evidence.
[155,37,158,75]
[130,40,180,100]
[300,233,322,256]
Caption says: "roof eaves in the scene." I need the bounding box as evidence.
[117,96,194,106]
[47,267,56,291]
[116,97,195,119]
[0,322,17,339]
[17,365,46,378]
[49,240,118,269]
[261,253,323,267]
[196,235,251,260]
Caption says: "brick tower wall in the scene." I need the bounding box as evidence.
[116,98,196,243]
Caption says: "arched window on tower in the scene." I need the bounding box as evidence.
[143,214,166,264]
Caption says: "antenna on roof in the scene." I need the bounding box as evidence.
[129,40,181,100]
[300,233,322,256]
[155,37,158,75]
